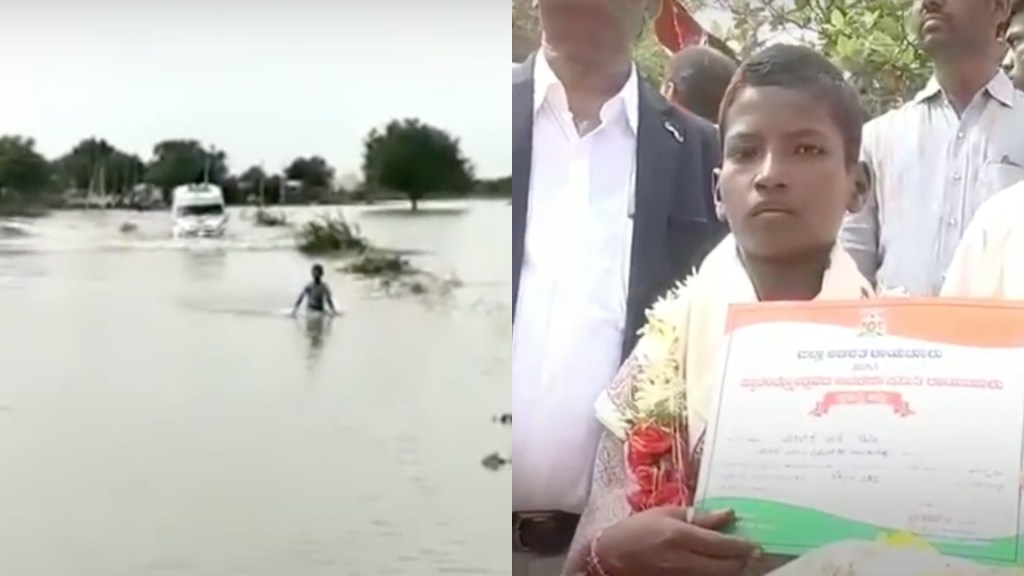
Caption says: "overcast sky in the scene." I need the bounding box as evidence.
[0,3,510,179]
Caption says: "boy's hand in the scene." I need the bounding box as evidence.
[595,507,759,576]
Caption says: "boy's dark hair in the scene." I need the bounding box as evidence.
[1010,0,1024,23]
[311,263,324,275]
[665,46,738,123]
[717,44,864,167]
[997,0,1022,36]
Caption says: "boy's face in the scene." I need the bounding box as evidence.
[717,86,866,261]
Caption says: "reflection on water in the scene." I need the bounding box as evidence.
[0,202,509,576]
[299,314,333,364]
[182,247,228,281]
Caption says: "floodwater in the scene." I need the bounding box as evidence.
[0,201,510,576]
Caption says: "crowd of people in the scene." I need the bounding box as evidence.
[511,0,1024,575]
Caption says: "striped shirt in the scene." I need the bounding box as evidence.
[841,71,1024,295]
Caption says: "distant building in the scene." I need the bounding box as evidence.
[129,184,164,209]
[336,172,362,194]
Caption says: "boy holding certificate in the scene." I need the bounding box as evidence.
[565,44,874,576]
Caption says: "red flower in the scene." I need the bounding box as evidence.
[626,464,687,511]
[627,424,674,465]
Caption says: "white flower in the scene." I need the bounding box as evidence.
[633,382,676,416]
[627,274,695,427]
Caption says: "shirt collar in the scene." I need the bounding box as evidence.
[714,235,874,301]
[912,70,1016,108]
[532,51,640,133]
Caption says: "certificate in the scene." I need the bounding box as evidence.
[694,299,1024,565]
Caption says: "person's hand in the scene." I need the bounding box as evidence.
[594,507,760,576]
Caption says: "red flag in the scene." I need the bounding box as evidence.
[653,0,706,52]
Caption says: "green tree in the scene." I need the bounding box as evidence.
[513,0,928,116]
[0,136,52,197]
[146,140,229,195]
[284,156,335,189]
[513,0,540,62]
[361,119,475,211]
[475,176,513,196]
[511,0,670,86]
[239,165,268,186]
[692,0,929,117]
[634,27,671,86]
[237,165,268,203]
[55,138,145,195]
[54,138,113,191]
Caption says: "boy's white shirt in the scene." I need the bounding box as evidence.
[595,234,873,442]
[941,180,1024,299]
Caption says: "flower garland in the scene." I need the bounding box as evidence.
[621,277,695,512]
[619,273,897,513]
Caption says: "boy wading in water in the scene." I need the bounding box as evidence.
[566,44,873,576]
[292,264,337,316]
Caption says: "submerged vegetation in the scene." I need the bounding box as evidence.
[483,413,511,472]
[343,251,414,277]
[295,213,368,255]
[253,207,287,227]
[295,213,430,294]
[482,452,510,471]
[295,213,418,282]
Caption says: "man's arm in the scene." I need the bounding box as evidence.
[291,286,307,315]
[324,285,337,314]
[840,121,882,285]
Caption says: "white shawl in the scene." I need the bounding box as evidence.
[595,234,873,443]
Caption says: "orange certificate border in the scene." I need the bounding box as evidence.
[725,298,1024,348]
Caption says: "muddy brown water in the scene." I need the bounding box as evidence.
[0,201,510,575]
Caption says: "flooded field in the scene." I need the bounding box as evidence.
[0,201,510,575]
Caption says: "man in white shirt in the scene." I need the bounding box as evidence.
[840,0,1024,295]
[511,0,723,574]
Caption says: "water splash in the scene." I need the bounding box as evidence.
[0,221,34,238]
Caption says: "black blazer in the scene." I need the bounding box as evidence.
[512,56,726,360]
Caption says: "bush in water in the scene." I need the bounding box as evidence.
[482,413,511,471]
[343,251,413,277]
[295,213,368,255]
[253,207,287,227]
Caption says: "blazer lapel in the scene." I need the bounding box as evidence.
[512,56,534,321]
[623,83,676,358]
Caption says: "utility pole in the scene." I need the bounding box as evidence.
[258,163,266,207]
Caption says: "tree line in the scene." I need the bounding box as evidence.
[0,118,509,211]
[512,0,929,117]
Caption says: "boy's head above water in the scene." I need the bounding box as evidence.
[311,263,324,281]
[716,44,868,263]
